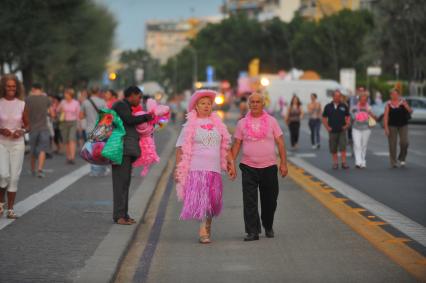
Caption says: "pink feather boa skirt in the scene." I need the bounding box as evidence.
[133,136,160,176]
[180,170,223,220]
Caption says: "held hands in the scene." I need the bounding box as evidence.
[279,162,288,177]
[227,161,237,180]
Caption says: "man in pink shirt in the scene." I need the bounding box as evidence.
[231,92,288,241]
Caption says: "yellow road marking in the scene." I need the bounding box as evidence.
[287,162,426,282]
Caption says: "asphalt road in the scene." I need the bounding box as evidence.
[117,111,422,283]
[0,127,173,283]
[281,120,426,227]
[131,151,415,283]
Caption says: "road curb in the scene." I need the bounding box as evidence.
[74,128,178,283]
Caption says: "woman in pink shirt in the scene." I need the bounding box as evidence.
[231,92,288,241]
[0,74,29,219]
[175,90,235,244]
[58,88,80,164]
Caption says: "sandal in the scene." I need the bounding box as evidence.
[126,217,136,224]
[199,235,211,244]
[115,218,132,225]
[341,163,350,169]
[7,209,18,219]
[0,203,4,217]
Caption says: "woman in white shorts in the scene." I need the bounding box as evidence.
[0,74,29,219]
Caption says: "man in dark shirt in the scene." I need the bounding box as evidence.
[111,86,153,225]
[322,90,351,169]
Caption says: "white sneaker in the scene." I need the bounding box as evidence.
[400,161,406,167]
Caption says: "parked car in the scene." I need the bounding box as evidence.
[372,96,426,127]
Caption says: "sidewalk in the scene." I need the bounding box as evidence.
[0,126,178,283]
[125,166,416,282]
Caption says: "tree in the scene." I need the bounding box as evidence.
[291,10,374,79]
[0,0,116,93]
[118,49,161,88]
[368,0,426,81]
[161,10,375,92]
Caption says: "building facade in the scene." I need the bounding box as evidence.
[299,0,361,20]
[221,0,301,22]
[145,18,208,65]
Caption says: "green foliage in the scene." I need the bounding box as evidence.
[366,0,426,81]
[118,49,161,88]
[0,0,116,93]
[162,10,375,93]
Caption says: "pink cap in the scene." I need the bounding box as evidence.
[187,89,217,112]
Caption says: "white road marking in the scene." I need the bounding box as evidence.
[290,157,426,247]
[295,153,317,158]
[0,164,90,231]
[373,152,389,156]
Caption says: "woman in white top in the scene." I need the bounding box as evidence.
[0,74,29,219]
[351,92,377,168]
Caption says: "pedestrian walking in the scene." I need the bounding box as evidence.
[57,88,80,164]
[49,95,63,154]
[111,86,153,225]
[231,92,288,241]
[285,95,303,149]
[307,93,322,149]
[175,90,235,244]
[104,89,118,109]
[351,91,377,168]
[322,90,351,169]
[0,74,29,219]
[25,83,51,177]
[80,86,108,176]
[77,89,88,147]
[238,96,249,120]
[383,89,413,168]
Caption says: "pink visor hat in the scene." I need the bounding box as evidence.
[187,89,217,112]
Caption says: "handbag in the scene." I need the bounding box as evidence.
[59,111,65,122]
[368,115,377,128]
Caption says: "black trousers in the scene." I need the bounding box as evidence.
[288,121,300,147]
[112,155,134,221]
[239,163,279,234]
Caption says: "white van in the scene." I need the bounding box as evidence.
[265,79,347,113]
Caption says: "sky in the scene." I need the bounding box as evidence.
[97,0,224,50]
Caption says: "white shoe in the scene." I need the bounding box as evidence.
[312,145,316,149]
[400,161,406,167]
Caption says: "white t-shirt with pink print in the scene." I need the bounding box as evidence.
[176,118,221,173]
